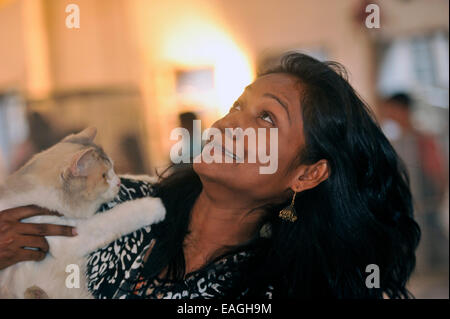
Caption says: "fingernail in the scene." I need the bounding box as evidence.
[72,228,78,236]
[50,210,62,216]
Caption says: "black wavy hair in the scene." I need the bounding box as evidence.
[141,52,421,299]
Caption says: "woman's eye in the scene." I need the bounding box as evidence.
[260,112,275,125]
[230,102,242,112]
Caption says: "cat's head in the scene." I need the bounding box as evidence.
[60,127,121,206]
[22,127,121,218]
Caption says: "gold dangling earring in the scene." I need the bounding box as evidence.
[279,191,298,222]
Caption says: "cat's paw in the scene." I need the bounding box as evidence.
[24,285,49,299]
[140,197,166,225]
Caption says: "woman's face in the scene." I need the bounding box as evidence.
[193,73,306,206]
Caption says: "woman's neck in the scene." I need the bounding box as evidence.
[183,189,265,268]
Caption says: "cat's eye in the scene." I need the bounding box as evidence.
[102,173,107,178]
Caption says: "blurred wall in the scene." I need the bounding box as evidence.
[127,0,379,168]
[0,0,36,94]
[0,0,149,174]
[0,0,448,170]
[44,0,139,90]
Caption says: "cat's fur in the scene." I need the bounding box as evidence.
[0,127,165,298]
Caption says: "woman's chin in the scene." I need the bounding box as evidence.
[193,160,221,176]
[193,159,235,183]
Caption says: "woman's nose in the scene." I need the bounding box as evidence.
[215,113,245,139]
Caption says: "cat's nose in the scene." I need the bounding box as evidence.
[116,180,121,187]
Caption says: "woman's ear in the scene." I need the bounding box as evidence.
[290,159,330,192]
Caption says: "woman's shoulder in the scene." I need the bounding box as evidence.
[119,174,159,185]
[98,175,159,212]
[87,175,161,298]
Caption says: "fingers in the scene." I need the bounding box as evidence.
[1,205,61,221]
[17,235,49,253]
[0,206,72,269]
[8,234,50,264]
[15,248,47,263]
[16,222,76,237]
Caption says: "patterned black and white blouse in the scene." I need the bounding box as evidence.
[86,178,273,299]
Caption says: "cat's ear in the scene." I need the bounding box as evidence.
[77,127,97,142]
[66,148,96,177]
[63,127,97,143]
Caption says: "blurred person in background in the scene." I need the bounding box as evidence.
[380,93,448,274]
[117,133,147,174]
[171,111,201,172]
[0,149,6,182]
[179,111,200,160]
[9,112,61,173]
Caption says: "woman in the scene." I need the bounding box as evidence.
[1,53,420,298]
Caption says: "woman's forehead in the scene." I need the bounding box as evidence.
[247,73,302,106]
[251,73,300,91]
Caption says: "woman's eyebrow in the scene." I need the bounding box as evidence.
[263,93,291,125]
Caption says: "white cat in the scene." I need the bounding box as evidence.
[0,127,165,298]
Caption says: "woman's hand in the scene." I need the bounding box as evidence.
[0,206,76,270]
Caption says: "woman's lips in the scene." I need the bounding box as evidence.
[207,140,242,161]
